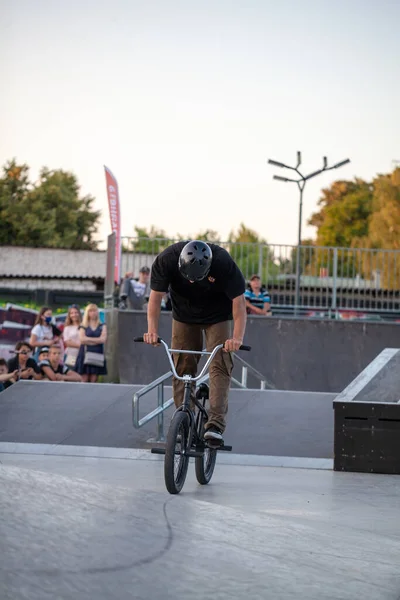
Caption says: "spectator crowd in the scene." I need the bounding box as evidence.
[0,265,272,394]
[0,302,107,392]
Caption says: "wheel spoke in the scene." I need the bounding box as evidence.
[173,424,184,479]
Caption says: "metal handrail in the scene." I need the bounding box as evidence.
[132,371,210,442]
[133,370,173,432]
[232,353,274,390]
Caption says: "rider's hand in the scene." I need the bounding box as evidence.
[143,332,160,346]
[224,338,243,353]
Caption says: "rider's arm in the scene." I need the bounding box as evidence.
[232,294,247,343]
[147,290,165,334]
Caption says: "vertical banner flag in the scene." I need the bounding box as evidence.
[104,166,121,284]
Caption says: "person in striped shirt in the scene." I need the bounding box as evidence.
[244,275,272,316]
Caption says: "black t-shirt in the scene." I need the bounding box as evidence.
[151,242,246,324]
[40,359,69,377]
[7,356,40,376]
[4,356,40,389]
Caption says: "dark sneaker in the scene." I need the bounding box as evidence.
[204,426,223,444]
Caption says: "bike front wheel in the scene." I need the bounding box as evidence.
[164,411,190,494]
[195,418,217,485]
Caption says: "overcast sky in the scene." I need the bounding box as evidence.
[1,0,399,247]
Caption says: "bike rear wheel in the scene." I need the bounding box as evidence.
[195,416,217,485]
[164,411,190,494]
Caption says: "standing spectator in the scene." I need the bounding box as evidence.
[29,307,61,360]
[5,341,42,388]
[40,345,82,382]
[245,275,272,316]
[75,304,107,383]
[63,304,82,369]
[0,359,18,392]
[119,267,150,310]
[161,291,172,311]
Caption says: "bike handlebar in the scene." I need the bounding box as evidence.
[133,336,251,352]
[134,336,250,382]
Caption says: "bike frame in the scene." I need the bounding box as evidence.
[158,339,224,445]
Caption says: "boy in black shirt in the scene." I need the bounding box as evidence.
[40,345,82,382]
[143,240,247,444]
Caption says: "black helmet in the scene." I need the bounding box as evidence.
[178,240,213,282]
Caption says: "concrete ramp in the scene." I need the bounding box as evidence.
[335,348,400,404]
[0,381,335,458]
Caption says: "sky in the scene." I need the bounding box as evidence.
[1,0,399,248]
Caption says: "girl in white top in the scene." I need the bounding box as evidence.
[62,305,82,369]
[30,307,58,360]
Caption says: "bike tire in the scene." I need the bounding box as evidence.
[195,417,217,485]
[164,411,190,494]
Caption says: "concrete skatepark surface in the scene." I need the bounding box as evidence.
[1,372,400,599]
[1,450,400,600]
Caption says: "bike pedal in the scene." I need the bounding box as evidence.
[216,444,232,452]
[151,447,166,455]
[185,450,204,458]
[205,441,223,450]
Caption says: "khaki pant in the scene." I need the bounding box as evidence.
[171,319,233,433]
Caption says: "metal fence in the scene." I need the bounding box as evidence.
[120,237,400,318]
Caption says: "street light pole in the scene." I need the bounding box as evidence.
[295,181,305,312]
[267,152,350,316]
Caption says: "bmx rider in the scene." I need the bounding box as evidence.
[143,240,247,445]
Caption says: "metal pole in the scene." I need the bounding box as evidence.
[241,366,248,388]
[332,247,338,316]
[258,243,263,278]
[295,184,304,316]
[157,382,165,442]
[267,153,350,318]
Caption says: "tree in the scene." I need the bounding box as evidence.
[368,168,400,250]
[128,225,177,254]
[359,168,400,288]
[0,160,100,249]
[192,229,220,243]
[0,160,31,246]
[307,170,400,285]
[308,179,373,248]
[227,223,278,281]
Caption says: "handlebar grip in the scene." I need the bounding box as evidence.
[239,344,251,351]
[133,336,162,343]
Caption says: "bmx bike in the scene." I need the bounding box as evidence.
[134,336,250,494]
